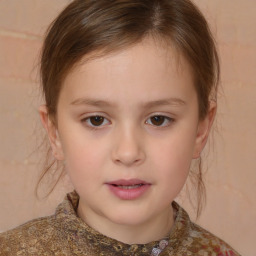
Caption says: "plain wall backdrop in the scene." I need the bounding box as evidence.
[0,1,255,255]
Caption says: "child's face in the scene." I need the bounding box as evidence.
[41,37,214,243]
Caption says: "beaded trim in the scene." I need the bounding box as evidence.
[150,239,169,256]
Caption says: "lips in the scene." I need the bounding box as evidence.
[106,179,151,200]
[113,184,143,189]
[108,179,148,186]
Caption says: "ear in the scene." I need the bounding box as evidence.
[39,105,64,160]
[193,101,217,159]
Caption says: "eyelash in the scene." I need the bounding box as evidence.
[81,115,110,129]
[81,114,174,129]
[145,115,174,127]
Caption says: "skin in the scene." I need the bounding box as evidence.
[40,37,216,244]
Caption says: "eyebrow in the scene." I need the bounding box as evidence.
[70,97,186,108]
[71,98,113,107]
[142,98,186,108]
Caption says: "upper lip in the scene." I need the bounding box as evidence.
[106,179,150,186]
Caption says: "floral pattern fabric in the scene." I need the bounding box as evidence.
[0,191,241,256]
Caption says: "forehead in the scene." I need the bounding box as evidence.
[59,37,196,105]
[78,38,190,79]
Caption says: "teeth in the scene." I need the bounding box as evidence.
[116,184,143,189]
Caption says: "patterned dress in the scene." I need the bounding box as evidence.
[0,191,241,256]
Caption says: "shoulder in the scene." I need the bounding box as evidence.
[0,215,58,255]
[187,221,241,256]
[171,202,241,256]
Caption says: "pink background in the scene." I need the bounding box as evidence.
[0,1,255,255]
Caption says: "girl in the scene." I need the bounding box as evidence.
[0,0,241,255]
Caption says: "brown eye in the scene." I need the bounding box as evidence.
[146,115,173,127]
[89,116,104,126]
[150,116,165,126]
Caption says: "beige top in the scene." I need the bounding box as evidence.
[0,191,241,256]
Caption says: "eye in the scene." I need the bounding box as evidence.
[82,115,110,127]
[146,115,173,127]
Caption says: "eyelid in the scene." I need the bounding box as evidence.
[81,114,111,128]
[80,112,110,120]
[80,112,175,129]
[145,113,175,127]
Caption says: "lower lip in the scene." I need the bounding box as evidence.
[107,184,150,200]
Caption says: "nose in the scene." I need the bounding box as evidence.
[112,126,146,167]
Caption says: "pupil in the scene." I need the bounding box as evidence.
[90,116,104,126]
[151,116,164,126]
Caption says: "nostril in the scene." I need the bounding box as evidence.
[113,156,144,166]
[111,133,146,166]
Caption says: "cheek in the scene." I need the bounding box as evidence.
[157,148,191,184]
[155,132,196,168]
[156,149,191,199]
[61,138,107,181]
[151,130,197,187]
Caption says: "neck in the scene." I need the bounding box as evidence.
[78,204,175,244]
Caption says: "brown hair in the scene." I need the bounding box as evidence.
[39,0,219,216]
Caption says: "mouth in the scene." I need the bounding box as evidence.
[106,179,151,200]
[107,179,150,188]
[112,184,144,189]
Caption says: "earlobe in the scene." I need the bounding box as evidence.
[193,101,217,159]
[39,105,64,160]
